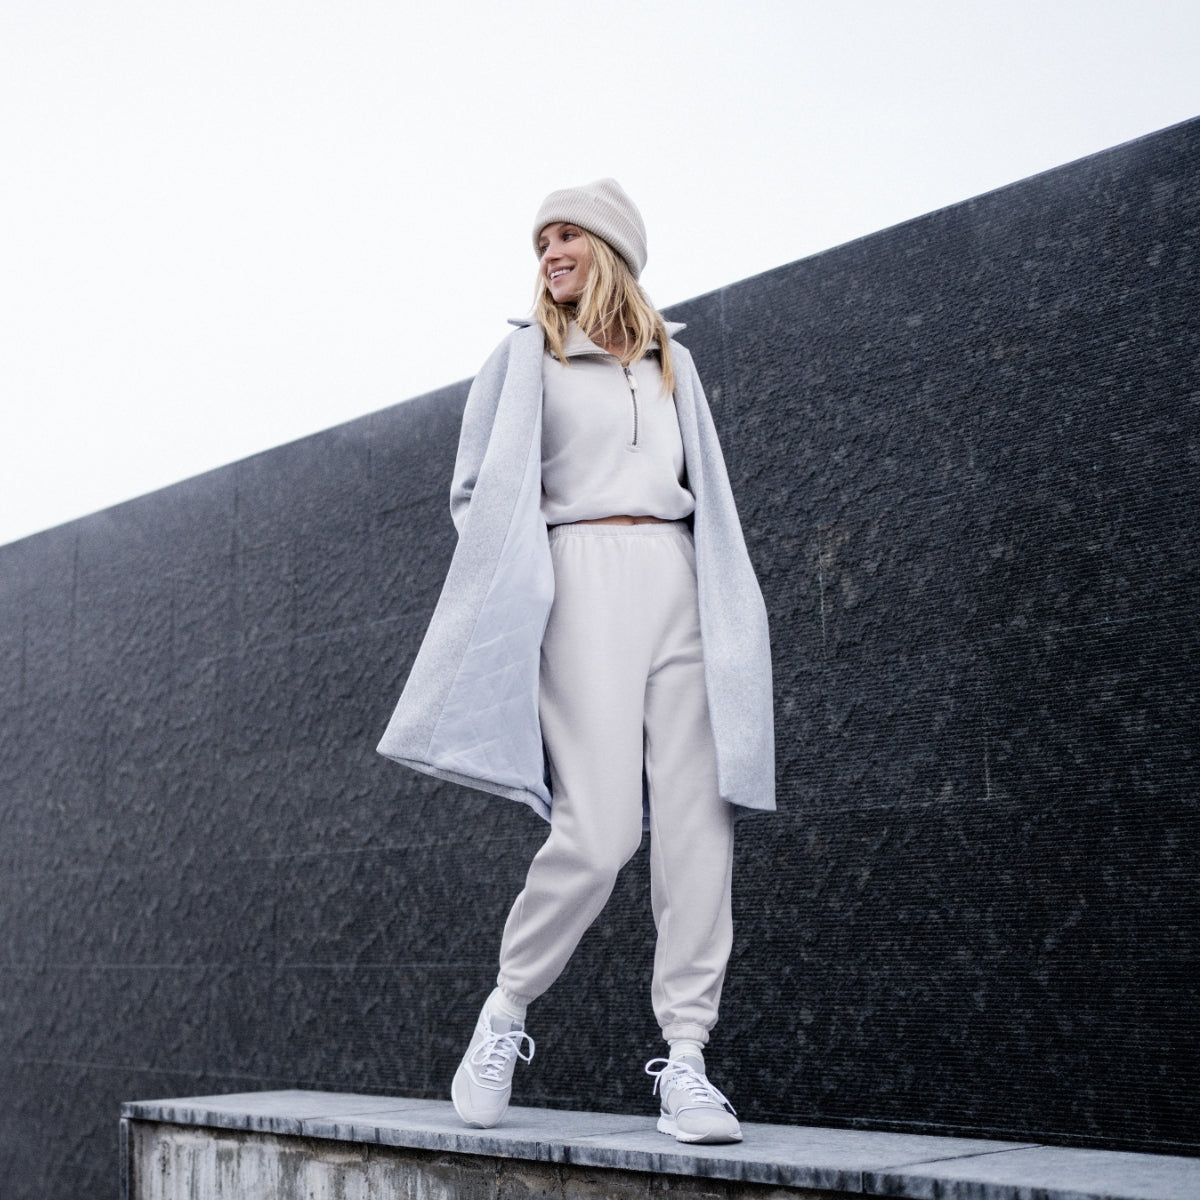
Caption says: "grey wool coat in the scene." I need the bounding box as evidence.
[376,321,775,822]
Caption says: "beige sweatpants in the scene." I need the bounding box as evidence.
[496,521,734,1044]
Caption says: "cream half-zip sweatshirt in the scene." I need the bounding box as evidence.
[540,324,696,525]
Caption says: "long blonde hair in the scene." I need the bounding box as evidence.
[534,231,676,397]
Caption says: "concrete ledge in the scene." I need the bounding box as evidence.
[120,1090,1200,1200]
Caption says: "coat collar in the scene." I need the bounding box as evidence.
[507,316,686,340]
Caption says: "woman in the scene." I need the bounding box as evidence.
[378,179,774,1144]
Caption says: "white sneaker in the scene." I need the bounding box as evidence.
[451,1000,535,1128]
[646,1056,742,1144]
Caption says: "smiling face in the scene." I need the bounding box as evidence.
[537,222,592,304]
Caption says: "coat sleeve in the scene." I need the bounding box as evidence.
[450,337,512,534]
[668,338,776,814]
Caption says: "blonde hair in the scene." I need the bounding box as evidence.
[534,231,676,397]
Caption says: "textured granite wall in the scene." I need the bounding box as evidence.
[1,118,1197,1198]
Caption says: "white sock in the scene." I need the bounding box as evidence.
[668,1039,706,1069]
[487,986,527,1025]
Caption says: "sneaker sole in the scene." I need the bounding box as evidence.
[656,1113,743,1144]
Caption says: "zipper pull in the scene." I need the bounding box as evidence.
[623,365,640,446]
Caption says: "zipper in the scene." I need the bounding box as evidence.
[623,365,639,446]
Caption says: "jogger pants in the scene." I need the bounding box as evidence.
[496,521,734,1044]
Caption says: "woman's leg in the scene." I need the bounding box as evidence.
[496,526,652,1006]
[642,531,735,1046]
[456,527,653,1128]
[640,528,741,1144]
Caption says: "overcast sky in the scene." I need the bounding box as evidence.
[2,1,1198,548]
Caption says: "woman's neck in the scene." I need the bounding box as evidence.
[586,323,630,360]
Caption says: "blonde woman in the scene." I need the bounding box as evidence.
[378,179,774,1143]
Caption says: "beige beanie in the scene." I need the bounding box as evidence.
[532,178,648,279]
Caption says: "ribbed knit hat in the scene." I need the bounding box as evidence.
[532,178,648,279]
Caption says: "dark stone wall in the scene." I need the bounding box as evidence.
[2,119,1197,1197]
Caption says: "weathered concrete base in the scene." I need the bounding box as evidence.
[120,1091,1200,1200]
[127,1120,841,1199]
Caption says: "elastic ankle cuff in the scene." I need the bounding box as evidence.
[661,1022,710,1045]
[492,984,530,1019]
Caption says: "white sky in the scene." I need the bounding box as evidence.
[2,1,1198,548]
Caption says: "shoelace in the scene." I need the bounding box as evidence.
[644,1058,737,1114]
[469,1027,535,1083]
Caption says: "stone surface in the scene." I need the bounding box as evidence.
[127,1121,853,1199]
[125,1091,1036,1190]
[2,120,1199,1199]
[121,1091,1200,1200]
[868,1145,1200,1200]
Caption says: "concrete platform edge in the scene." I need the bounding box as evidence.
[120,1090,1200,1200]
